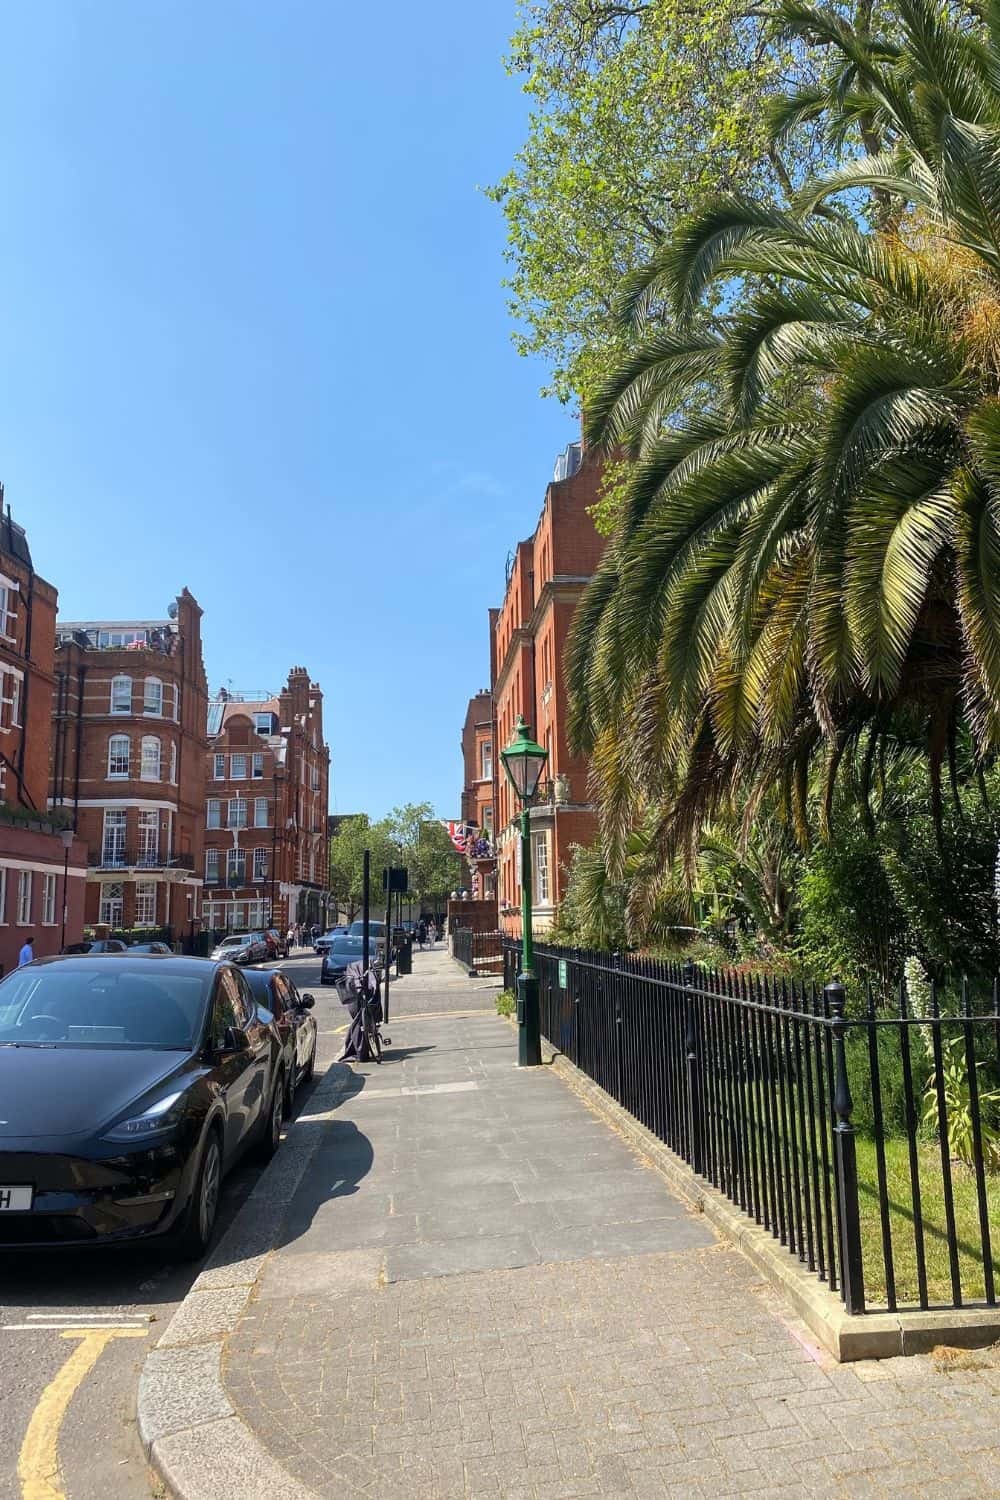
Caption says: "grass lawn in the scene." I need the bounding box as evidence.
[855,1135,1000,1307]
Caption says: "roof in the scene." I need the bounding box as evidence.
[207,696,281,737]
[0,513,32,569]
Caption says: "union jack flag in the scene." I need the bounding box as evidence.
[441,820,474,854]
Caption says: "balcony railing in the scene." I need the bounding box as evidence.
[90,849,195,872]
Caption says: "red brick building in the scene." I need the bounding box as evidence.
[491,442,608,935]
[50,590,208,940]
[459,688,496,901]
[0,509,86,969]
[203,668,329,936]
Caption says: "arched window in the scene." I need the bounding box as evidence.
[140,736,161,782]
[110,675,132,715]
[143,677,163,716]
[108,734,130,778]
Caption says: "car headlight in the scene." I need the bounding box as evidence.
[103,1091,186,1142]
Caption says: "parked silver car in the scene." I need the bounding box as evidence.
[209,932,268,965]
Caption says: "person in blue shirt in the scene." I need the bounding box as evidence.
[18,935,34,966]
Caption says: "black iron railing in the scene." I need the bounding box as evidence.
[90,849,195,871]
[503,940,1000,1317]
[453,927,504,971]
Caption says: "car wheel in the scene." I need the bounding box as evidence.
[176,1127,223,1261]
[255,1072,284,1162]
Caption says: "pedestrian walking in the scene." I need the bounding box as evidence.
[416,918,427,950]
[18,934,34,966]
[427,921,437,948]
[294,922,303,947]
[286,925,296,952]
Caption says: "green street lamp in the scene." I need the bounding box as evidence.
[500,715,549,1067]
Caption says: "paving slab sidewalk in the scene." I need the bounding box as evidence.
[154,949,1000,1498]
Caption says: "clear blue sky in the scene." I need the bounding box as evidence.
[0,2,571,820]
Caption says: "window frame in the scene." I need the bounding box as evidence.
[251,751,264,779]
[206,797,222,829]
[143,677,163,717]
[107,733,130,779]
[227,797,247,830]
[230,753,248,780]
[140,735,161,782]
[110,675,132,715]
[41,872,56,925]
[253,797,269,828]
[135,879,157,927]
[213,752,226,780]
[16,869,32,925]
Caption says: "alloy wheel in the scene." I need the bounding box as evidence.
[199,1138,221,1244]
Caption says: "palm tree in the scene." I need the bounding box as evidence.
[569,0,1000,872]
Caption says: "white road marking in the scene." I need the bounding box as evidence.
[24,1313,151,1322]
[298,1079,480,1118]
[4,1322,148,1332]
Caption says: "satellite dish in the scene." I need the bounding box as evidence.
[167,602,178,619]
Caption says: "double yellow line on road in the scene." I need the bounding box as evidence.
[17,1326,147,1500]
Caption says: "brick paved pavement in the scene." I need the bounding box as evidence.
[222,950,1000,1497]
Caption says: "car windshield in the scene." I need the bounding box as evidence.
[329,938,366,958]
[0,964,210,1049]
[217,936,248,949]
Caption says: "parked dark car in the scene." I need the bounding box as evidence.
[242,968,317,1113]
[320,935,383,987]
[314,927,349,956]
[0,954,286,1256]
[262,929,288,961]
[209,932,267,965]
[61,939,128,955]
[129,941,172,955]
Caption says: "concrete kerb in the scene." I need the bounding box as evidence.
[136,1062,361,1500]
[534,1032,1000,1361]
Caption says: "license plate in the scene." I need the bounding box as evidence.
[0,1187,32,1212]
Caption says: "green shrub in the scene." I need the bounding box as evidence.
[495,990,516,1018]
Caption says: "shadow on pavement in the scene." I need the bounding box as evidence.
[277,1117,375,1247]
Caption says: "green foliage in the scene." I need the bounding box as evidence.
[923,1036,1000,1169]
[495,989,517,1018]
[567,0,1000,892]
[489,0,813,402]
[796,815,906,994]
[327,805,463,919]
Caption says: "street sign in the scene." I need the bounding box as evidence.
[383,866,408,893]
[558,959,568,989]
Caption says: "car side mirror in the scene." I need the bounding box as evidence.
[299,994,315,1009]
[221,1024,250,1054]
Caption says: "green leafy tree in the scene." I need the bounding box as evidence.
[488,0,895,404]
[380,804,464,913]
[327,816,395,923]
[568,0,1000,880]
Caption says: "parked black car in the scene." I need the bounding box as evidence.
[61,939,128,955]
[241,967,317,1114]
[320,935,383,987]
[0,954,286,1256]
[129,941,172,955]
[314,927,348,956]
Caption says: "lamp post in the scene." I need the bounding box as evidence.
[500,715,549,1067]
[59,826,75,951]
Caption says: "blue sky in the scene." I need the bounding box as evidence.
[0,2,572,819]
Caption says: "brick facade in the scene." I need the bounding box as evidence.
[490,444,608,936]
[459,689,496,901]
[50,590,208,940]
[0,510,87,971]
[203,667,329,936]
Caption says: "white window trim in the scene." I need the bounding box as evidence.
[108,734,131,780]
[230,753,248,780]
[140,736,161,783]
[0,867,8,924]
[16,870,32,926]
[213,753,226,780]
[143,677,163,717]
[206,798,222,829]
[41,872,57,926]
[110,675,132,715]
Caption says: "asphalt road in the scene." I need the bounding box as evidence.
[0,950,340,1500]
